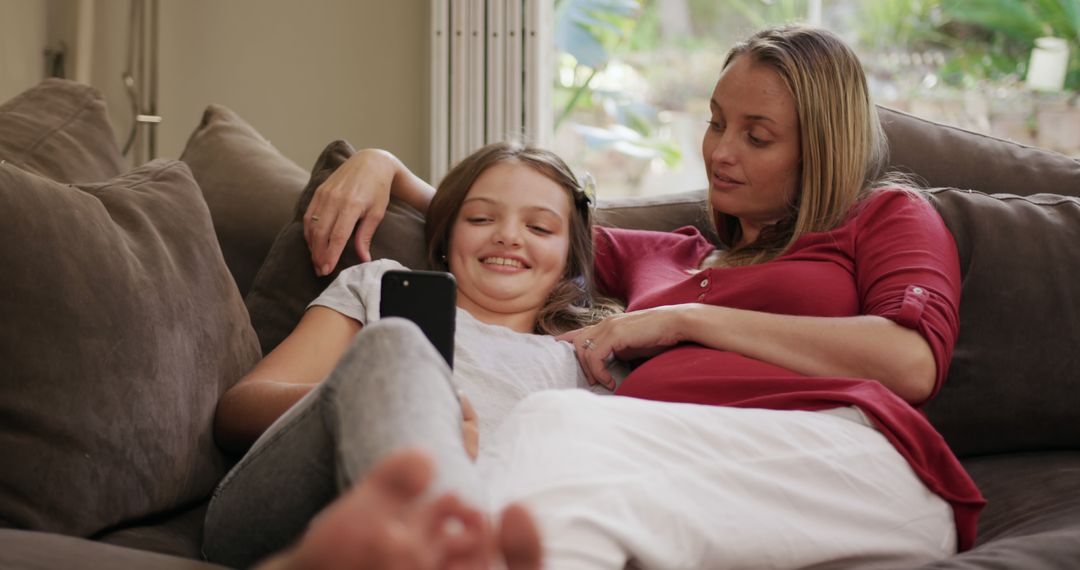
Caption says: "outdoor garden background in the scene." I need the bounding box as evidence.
[553,0,1080,197]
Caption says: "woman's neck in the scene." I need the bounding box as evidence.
[736,219,768,247]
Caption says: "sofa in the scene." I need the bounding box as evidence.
[0,78,1077,569]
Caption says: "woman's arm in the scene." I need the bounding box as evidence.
[304,149,435,275]
[214,307,362,454]
[682,305,936,402]
[563,304,935,404]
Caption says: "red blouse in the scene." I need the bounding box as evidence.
[594,189,985,551]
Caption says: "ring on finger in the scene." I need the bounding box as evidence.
[311,214,321,222]
[582,338,596,350]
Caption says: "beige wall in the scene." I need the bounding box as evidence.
[153,0,431,177]
[0,0,47,102]
[3,0,431,180]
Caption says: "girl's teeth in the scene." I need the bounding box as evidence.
[484,257,523,268]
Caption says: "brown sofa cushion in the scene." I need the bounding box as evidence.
[180,104,310,297]
[879,105,1080,200]
[0,78,124,183]
[245,140,426,355]
[0,160,260,537]
[595,189,715,238]
[95,502,208,560]
[913,452,1080,568]
[0,529,229,570]
[921,190,1080,457]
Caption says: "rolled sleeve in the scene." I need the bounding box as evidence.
[895,285,930,328]
[855,191,962,401]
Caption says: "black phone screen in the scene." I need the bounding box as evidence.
[379,269,457,368]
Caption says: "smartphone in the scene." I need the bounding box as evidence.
[379,269,457,369]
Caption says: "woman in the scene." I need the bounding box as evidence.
[204,141,617,568]
[303,25,986,568]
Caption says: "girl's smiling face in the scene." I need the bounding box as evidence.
[448,160,573,331]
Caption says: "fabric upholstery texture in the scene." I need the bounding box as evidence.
[245,140,427,355]
[880,106,1080,197]
[0,78,123,183]
[94,503,209,560]
[180,104,309,297]
[0,529,229,570]
[915,453,1080,568]
[921,190,1080,457]
[0,160,260,537]
[595,189,715,238]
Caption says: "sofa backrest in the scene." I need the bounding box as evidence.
[880,106,1080,200]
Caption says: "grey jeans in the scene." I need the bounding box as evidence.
[202,318,482,568]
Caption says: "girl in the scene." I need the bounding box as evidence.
[204,142,617,568]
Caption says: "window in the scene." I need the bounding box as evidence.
[552,0,1080,198]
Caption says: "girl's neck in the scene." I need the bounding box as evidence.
[456,298,538,334]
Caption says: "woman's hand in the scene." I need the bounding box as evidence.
[557,305,691,389]
[458,391,479,461]
[304,149,397,275]
[304,149,437,276]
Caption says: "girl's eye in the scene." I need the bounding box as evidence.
[706,119,724,132]
[528,225,553,235]
[466,216,492,224]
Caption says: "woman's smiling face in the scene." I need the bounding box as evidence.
[447,160,573,330]
[703,54,802,245]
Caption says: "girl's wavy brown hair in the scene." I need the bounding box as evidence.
[425,141,621,335]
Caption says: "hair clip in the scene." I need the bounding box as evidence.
[579,172,597,207]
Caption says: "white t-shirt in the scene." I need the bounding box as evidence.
[309,260,611,452]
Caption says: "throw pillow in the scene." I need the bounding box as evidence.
[245,140,427,355]
[180,104,310,297]
[923,189,1080,457]
[0,78,124,183]
[0,160,260,537]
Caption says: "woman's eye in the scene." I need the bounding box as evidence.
[747,132,770,147]
[706,119,724,132]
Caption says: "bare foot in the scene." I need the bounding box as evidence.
[255,448,541,570]
[497,502,543,570]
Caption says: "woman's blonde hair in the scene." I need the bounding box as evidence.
[425,142,621,335]
[714,25,891,266]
